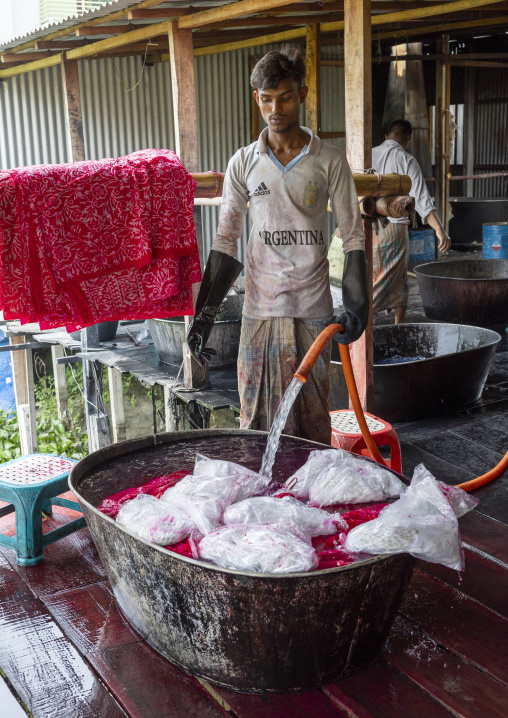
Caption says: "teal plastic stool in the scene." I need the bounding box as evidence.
[0,454,85,566]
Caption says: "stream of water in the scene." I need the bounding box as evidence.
[260,377,304,479]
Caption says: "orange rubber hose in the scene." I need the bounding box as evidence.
[456,451,508,491]
[294,323,508,492]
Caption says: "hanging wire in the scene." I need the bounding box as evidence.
[112,40,158,93]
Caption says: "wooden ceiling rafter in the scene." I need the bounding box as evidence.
[0,0,507,78]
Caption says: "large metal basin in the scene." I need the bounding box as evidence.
[415,259,508,325]
[330,323,500,422]
[69,430,414,693]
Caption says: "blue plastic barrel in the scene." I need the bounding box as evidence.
[408,228,436,263]
[483,223,508,259]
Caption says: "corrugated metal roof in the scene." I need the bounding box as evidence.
[0,0,226,53]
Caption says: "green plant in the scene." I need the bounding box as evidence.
[0,411,22,462]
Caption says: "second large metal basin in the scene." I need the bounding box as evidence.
[330,323,500,422]
[69,430,414,693]
[415,259,508,325]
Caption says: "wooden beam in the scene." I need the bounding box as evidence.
[321,0,508,33]
[194,7,508,59]
[0,0,166,57]
[67,20,170,61]
[1,52,51,63]
[344,0,373,412]
[194,28,305,57]
[447,60,508,68]
[61,59,85,162]
[203,13,340,29]
[371,15,508,42]
[35,40,91,49]
[128,9,190,20]
[0,53,62,79]
[178,0,310,30]
[75,25,135,36]
[305,24,321,135]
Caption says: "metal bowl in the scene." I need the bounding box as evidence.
[415,259,508,325]
[330,323,500,422]
[69,430,414,693]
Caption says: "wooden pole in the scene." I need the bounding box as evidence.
[344,0,373,412]
[107,367,126,443]
[61,55,110,451]
[305,24,321,135]
[168,21,208,390]
[51,345,69,423]
[435,35,451,232]
[464,67,475,197]
[61,59,85,162]
[251,56,261,143]
[10,335,38,455]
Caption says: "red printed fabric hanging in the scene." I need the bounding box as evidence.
[0,150,201,329]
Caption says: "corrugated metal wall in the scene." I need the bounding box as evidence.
[474,68,508,198]
[0,45,346,260]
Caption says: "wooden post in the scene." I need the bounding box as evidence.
[61,53,111,451]
[344,0,373,412]
[10,336,38,455]
[51,345,68,423]
[464,66,475,197]
[305,24,321,135]
[251,56,260,143]
[435,35,451,231]
[107,367,126,443]
[168,21,209,390]
[61,58,85,162]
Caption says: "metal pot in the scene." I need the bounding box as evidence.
[69,430,414,693]
[330,323,500,422]
[415,259,508,325]
[148,294,244,367]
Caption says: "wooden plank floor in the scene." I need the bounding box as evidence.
[1,267,507,717]
[1,493,508,717]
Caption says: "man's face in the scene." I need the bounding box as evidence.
[254,79,308,134]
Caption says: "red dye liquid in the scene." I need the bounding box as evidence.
[96,470,189,518]
[312,503,388,570]
[97,472,388,569]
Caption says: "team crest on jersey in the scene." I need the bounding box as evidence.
[303,181,318,208]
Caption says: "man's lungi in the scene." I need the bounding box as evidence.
[372,221,409,314]
[238,316,332,446]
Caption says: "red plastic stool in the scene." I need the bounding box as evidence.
[330,410,402,474]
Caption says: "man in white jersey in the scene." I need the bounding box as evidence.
[187,48,368,445]
[372,119,451,324]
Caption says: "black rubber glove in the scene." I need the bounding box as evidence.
[332,249,369,345]
[187,250,243,366]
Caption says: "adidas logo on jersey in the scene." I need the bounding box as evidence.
[253,182,270,196]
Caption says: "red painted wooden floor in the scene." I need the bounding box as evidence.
[0,497,507,718]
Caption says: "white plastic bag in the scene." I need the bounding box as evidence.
[193,453,270,502]
[116,494,196,545]
[161,474,237,535]
[198,524,318,573]
[345,463,464,570]
[223,495,347,536]
[286,448,404,505]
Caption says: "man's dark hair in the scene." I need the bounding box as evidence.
[250,47,306,90]
[387,118,412,141]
